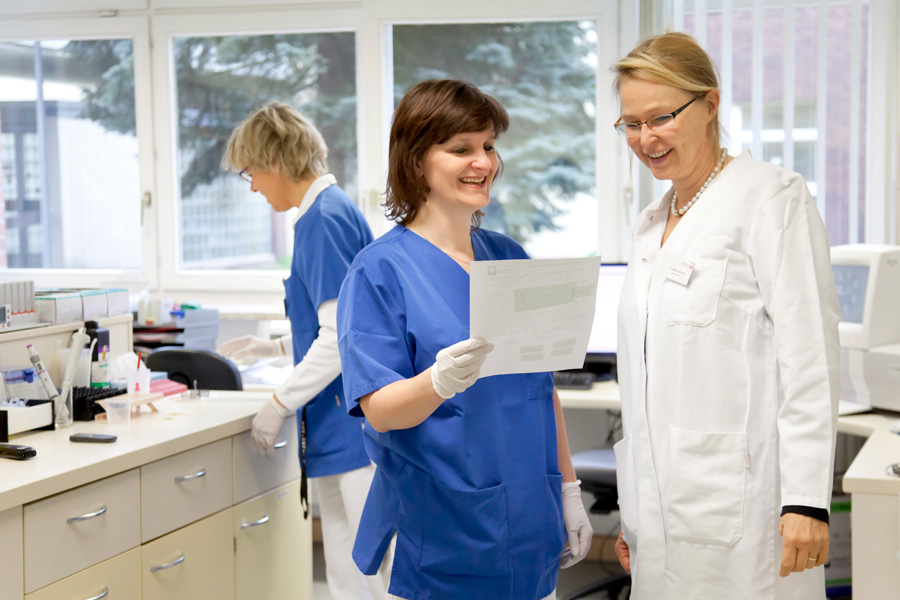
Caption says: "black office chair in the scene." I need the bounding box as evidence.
[563,448,631,600]
[145,347,243,391]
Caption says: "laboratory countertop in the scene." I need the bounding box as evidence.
[840,411,900,496]
[0,391,272,513]
[3,383,897,512]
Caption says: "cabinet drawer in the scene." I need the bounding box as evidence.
[235,480,311,600]
[233,417,300,503]
[142,508,235,600]
[0,507,23,600]
[25,548,141,600]
[141,438,232,542]
[24,469,140,593]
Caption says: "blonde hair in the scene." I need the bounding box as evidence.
[613,32,722,149]
[222,101,328,181]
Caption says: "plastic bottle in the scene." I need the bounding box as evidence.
[85,321,111,388]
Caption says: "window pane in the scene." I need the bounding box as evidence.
[172,33,356,271]
[685,2,869,246]
[392,21,598,259]
[0,39,140,269]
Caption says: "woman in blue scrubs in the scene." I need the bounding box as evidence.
[337,80,593,600]
[220,102,384,600]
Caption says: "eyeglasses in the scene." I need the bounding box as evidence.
[614,95,703,138]
[239,167,252,184]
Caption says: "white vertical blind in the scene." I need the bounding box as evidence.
[848,0,862,244]
[750,0,764,160]
[694,0,707,47]
[674,0,887,246]
[720,0,736,155]
[782,0,795,173]
[815,0,828,220]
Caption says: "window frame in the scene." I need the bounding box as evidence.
[363,0,623,262]
[0,14,155,290]
[150,8,364,294]
[640,0,899,247]
[0,1,893,305]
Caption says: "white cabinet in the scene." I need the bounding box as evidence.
[0,506,23,600]
[24,469,141,593]
[141,508,235,600]
[234,480,311,600]
[25,548,142,600]
[232,417,300,503]
[141,438,232,542]
[4,390,309,600]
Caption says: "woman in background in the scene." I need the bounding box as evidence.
[220,101,384,600]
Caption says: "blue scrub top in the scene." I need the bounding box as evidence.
[337,225,565,600]
[285,183,372,478]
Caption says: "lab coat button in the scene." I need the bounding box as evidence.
[641,257,648,263]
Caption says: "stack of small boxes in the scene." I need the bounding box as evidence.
[0,281,40,331]
[34,288,130,324]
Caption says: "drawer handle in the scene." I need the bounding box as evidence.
[83,586,109,600]
[174,468,207,483]
[240,513,270,529]
[150,552,186,572]
[273,440,287,449]
[67,505,108,524]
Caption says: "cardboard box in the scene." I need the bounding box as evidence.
[35,292,83,324]
[106,288,130,317]
[76,289,109,320]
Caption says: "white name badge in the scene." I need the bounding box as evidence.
[662,255,695,286]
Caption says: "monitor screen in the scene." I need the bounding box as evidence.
[586,263,628,355]
[832,264,869,324]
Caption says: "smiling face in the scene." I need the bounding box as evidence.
[617,77,719,189]
[421,129,499,216]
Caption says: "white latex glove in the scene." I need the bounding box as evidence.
[251,395,293,452]
[560,480,593,568]
[217,335,285,362]
[430,338,493,399]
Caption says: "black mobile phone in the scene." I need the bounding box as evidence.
[69,433,118,443]
[0,443,37,460]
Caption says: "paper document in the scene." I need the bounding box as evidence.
[470,257,603,377]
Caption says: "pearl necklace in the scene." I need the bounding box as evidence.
[411,224,472,265]
[670,148,728,218]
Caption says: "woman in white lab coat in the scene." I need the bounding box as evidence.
[612,32,841,599]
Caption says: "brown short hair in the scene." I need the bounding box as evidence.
[613,32,722,150]
[222,101,328,181]
[385,79,510,226]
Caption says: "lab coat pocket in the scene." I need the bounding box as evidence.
[661,257,726,327]
[418,478,510,576]
[667,427,746,546]
[613,435,638,547]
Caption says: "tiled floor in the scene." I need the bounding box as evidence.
[311,542,629,599]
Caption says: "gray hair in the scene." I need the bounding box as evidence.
[222,101,328,181]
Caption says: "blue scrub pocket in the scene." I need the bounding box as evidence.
[542,473,567,560]
[417,478,511,577]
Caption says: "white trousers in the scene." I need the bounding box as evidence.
[315,463,386,600]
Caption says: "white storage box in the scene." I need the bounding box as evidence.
[0,400,54,442]
[35,292,82,324]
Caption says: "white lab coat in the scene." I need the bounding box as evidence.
[615,151,841,599]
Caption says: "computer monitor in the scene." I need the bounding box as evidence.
[584,263,628,371]
[830,244,900,350]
